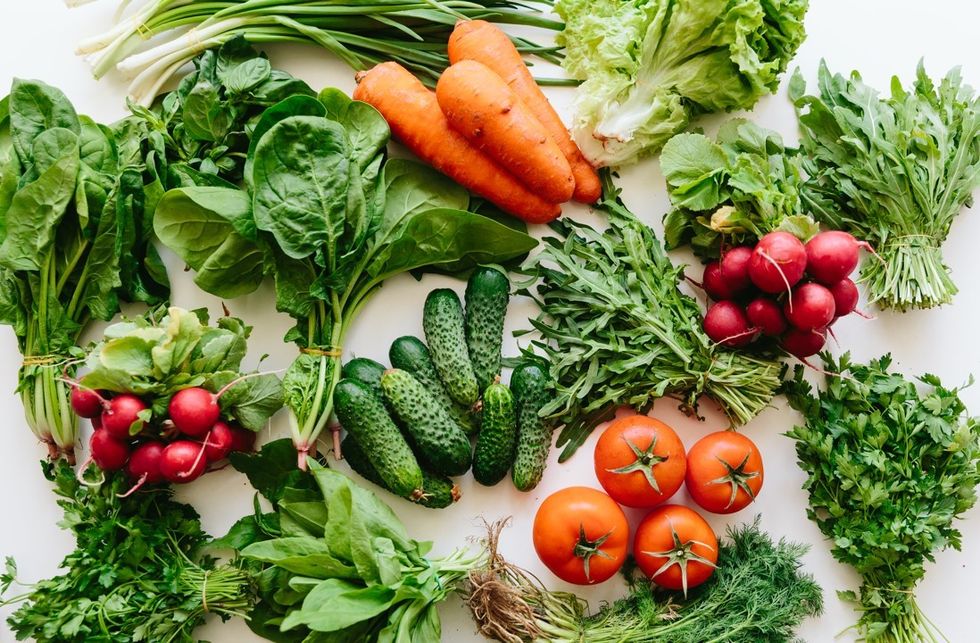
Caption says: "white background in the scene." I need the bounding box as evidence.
[1,1,979,641]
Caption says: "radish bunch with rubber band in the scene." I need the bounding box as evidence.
[698,230,875,366]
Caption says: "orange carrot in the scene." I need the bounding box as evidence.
[353,62,561,224]
[437,60,574,204]
[448,19,602,204]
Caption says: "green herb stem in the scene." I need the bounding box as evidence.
[862,238,957,312]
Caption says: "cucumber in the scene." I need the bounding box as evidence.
[423,289,479,406]
[341,357,387,393]
[389,336,479,435]
[472,381,517,486]
[333,378,423,499]
[465,267,510,392]
[511,360,555,492]
[380,368,473,477]
[342,435,461,509]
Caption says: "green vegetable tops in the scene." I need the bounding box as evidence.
[555,0,808,166]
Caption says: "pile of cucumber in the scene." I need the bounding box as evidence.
[334,267,555,509]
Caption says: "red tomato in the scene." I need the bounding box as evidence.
[532,486,629,585]
[593,415,686,508]
[686,431,763,514]
[633,505,718,595]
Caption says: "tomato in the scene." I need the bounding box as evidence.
[633,505,718,594]
[532,486,629,585]
[686,430,763,514]
[593,415,686,508]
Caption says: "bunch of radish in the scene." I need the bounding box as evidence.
[70,385,256,494]
[700,230,872,361]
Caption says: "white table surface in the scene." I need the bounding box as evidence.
[2,1,979,641]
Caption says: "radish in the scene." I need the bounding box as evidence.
[159,440,208,484]
[168,387,221,437]
[829,278,859,317]
[746,297,787,336]
[720,246,754,294]
[70,387,105,418]
[228,425,257,453]
[701,261,737,301]
[781,327,827,359]
[703,301,756,347]
[784,283,836,330]
[805,231,874,285]
[204,421,235,462]
[748,232,807,295]
[101,394,148,440]
[119,441,166,497]
[89,429,130,471]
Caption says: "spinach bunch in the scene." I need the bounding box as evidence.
[1,461,252,642]
[221,439,486,641]
[661,119,818,259]
[80,306,283,433]
[520,171,782,461]
[150,55,537,465]
[784,353,980,641]
[0,79,169,462]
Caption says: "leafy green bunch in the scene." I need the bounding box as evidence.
[80,306,283,434]
[0,78,170,461]
[791,62,980,311]
[661,119,819,259]
[784,353,980,641]
[1,461,251,642]
[519,171,782,461]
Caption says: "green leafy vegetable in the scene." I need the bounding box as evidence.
[0,461,252,642]
[0,78,169,461]
[790,61,980,311]
[784,353,980,641]
[661,119,818,259]
[555,0,808,166]
[519,171,782,461]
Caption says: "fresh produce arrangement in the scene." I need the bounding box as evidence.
[72,306,282,487]
[520,171,783,461]
[785,354,980,642]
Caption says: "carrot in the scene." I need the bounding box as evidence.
[437,60,574,204]
[353,62,561,224]
[448,19,602,204]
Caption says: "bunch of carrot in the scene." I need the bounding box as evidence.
[354,20,600,223]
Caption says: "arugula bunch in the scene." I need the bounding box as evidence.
[661,119,818,259]
[146,44,536,466]
[790,62,980,311]
[0,79,170,462]
[1,461,251,642]
[220,439,486,641]
[784,353,980,641]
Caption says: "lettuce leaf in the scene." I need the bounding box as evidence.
[556,0,808,166]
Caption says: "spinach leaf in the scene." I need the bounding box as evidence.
[317,88,389,171]
[8,78,79,165]
[244,94,326,186]
[214,372,285,432]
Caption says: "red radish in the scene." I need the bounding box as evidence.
[748,232,807,295]
[781,327,827,359]
[101,394,148,440]
[784,283,836,331]
[720,246,754,294]
[204,421,236,462]
[118,441,166,497]
[89,429,130,471]
[228,425,257,453]
[829,278,859,317]
[703,301,756,347]
[159,440,208,484]
[92,415,103,430]
[746,297,787,336]
[701,261,737,301]
[70,387,105,418]
[805,231,873,285]
[168,387,221,437]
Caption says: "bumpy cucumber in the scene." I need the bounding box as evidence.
[510,361,555,492]
[423,289,479,406]
[389,335,479,435]
[342,435,460,509]
[472,381,517,486]
[333,378,423,499]
[465,267,510,392]
[341,357,387,393]
[380,368,473,477]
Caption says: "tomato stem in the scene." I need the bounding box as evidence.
[640,525,717,598]
[573,523,615,583]
[709,452,761,510]
[607,436,667,493]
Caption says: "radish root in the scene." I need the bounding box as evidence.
[117,473,148,498]
[757,250,795,312]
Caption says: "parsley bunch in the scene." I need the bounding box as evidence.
[1,462,252,642]
[784,354,980,641]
